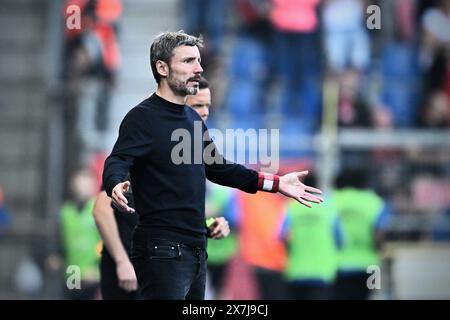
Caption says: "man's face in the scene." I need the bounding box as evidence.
[166,45,203,96]
[71,170,95,202]
[186,88,211,121]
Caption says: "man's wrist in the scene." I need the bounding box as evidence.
[257,172,280,193]
[115,254,131,265]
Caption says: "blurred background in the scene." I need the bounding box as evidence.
[0,0,449,299]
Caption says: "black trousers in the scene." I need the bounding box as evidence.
[288,282,333,300]
[131,235,207,300]
[333,272,371,300]
[207,263,227,294]
[254,267,289,300]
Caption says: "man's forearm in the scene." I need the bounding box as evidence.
[206,162,259,193]
[203,136,280,194]
[93,192,130,264]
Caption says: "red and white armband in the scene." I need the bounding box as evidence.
[257,172,280,193]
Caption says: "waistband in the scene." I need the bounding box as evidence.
[144,238,205,252]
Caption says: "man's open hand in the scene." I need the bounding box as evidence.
[112,181,135,213]
[279,171,323,207]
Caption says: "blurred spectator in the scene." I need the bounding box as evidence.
[375,0,417,57]
[420,0,450,70]
[375,0,420,127]
[238,192,288,299]
[281,173,341,300]
[205,182,239,299]
[420,0,450,115]
[224,0,273,116]
[234,0,271,38]
[372,105,394,129]
[332,168,389,299]
[379,43,421,127]
[323,0,371,74]
[181,0,227,72]
[62,0,122,178]
[0,185,11,236]
[270,0,322,128]
[418,91,450,128]
[60,168,101,299]
[337,70,373,128]
[322,1,374,130]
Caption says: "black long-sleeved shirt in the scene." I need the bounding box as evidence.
[103,93,258,249]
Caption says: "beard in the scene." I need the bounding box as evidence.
[167,72,199,96]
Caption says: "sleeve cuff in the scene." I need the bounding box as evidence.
[105,178,122,198]
[257,172,280,193]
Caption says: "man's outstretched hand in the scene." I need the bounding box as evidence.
[279,171,323,208]
[112,181,135,213]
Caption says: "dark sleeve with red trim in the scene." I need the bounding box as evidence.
[203,126,279,194]
[257,172,280,193]
[205,155,259,193]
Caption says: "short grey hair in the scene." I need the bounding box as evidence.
[150,31,204,83]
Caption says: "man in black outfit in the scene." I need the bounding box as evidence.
[102,31,323,300]
[94,186,230,299]
[93,81,230,299]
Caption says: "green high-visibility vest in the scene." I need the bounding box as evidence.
[61,198,101,281]
[206,185,238,265]
[284,198,339,283]
[332,188,383,271]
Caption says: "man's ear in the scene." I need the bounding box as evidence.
[156,60,168,78]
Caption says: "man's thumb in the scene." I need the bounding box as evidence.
[297,171,309,179]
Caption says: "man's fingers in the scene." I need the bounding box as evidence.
[212,223,225,235]
[114,189,128,204]
[298,197,312,208]
[119,280,129,291]
[112,197,135,213]
[112,197,126,210]
[302,194,322,204]
[305,185,322,194]
[212,230,226,239]
[130,279,138,291]
[123,181,131,192]
[111,182,136,212]
[120,280,132,292]
[305,193,324,203]
[211,227,222,238]
[211,233,222,239]
[127,280,138,291]
[119,279,138,292]
[297,171,309,179]
[211,221,229,239]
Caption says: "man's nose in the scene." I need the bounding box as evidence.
[195,61,203,73]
